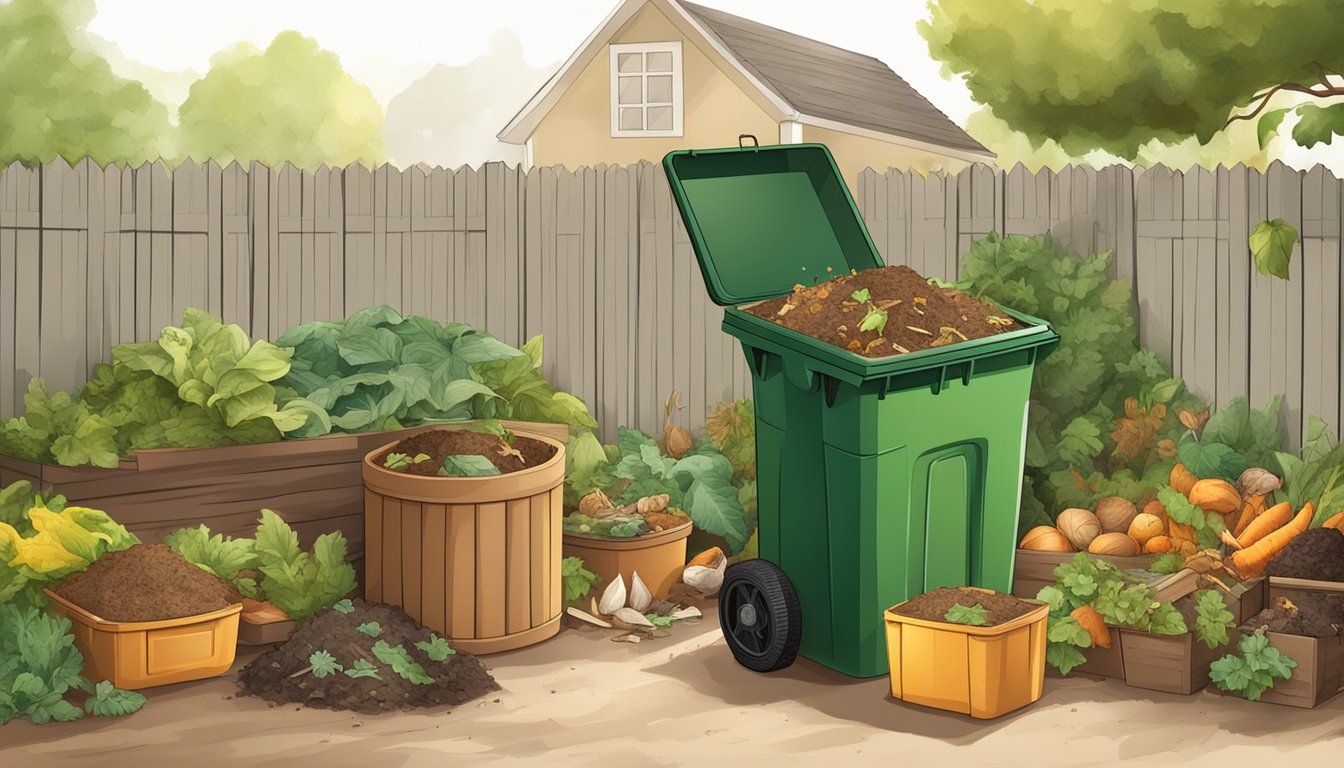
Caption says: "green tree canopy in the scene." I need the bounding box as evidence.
[922,1,1344,158]
[178,31,386,169]
[0,0,172,166]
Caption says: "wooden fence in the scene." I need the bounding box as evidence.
[1,159,1341,447]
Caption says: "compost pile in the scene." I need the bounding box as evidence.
[744,265,1020,358]
[377,429,556,476]
[54,543,241,622]
[1240,595,1344,638]
[1264,527,1344,582]
[891,587,1036,626]
[239,599,498,714]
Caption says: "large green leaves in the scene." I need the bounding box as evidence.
[252,509,357,622]
[1291,103,1344,149]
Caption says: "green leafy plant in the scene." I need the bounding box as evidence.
[344,659,382,680]
[439,455,500,477]
[858,305,888,336]
[414,634,456,662]
[470,336,598,430]
[331,599,355,614]
[251,509,358,623]
[1192,589,1236,650]
[355,622,381,638]
[1148,552,1186,574]
[609,429,748,552]
[82,680,146,718]
[1276,421,1344,527]
[0,379,118,468]
[0,605,142,725]
[562,513,648,538]
[957,234,1202,531]
[1210,630,1297,700]
[383,452,431,471]
[308,650,342,679]
[561,557,601,605]
[164,524,261,599]
[1037,553,1188,674]
[944,603,988,626]
[706,400,756,480]
[564,431,618,508]
[371,640,433,685]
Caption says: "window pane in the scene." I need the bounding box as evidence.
[617,52,642,73]
[647,105,673,131]
[619,107,643,131]
[647,51,673,72]
[618,76,643,105]
[646,75,672,103]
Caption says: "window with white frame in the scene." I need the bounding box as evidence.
[609,42,683,137]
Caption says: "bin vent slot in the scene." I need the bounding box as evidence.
[916,443,985,592]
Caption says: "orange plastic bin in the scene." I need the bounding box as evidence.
[883,589,1048,719]
[44,589,243,690]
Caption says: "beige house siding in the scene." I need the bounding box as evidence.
[529,3,777,168]
[802,123,976,193]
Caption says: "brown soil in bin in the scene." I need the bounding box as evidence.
[891,587,1037,626]
[378,428,557,476]
[239,599,499,714]
[1240,594,1344,638]
[744,265,1020,358]
[1265,526,1344,582]
[53,543,241,622]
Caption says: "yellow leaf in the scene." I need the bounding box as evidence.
[9,536,89,576]
[27,507,112,564]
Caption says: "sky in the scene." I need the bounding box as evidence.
[83,0,1341,172]
[85,0,977,118]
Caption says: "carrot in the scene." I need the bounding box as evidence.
[1232,495,1266,539]
[1236,501,1293,549]
[1230,503,1313,579]
[1322,510,1344,531]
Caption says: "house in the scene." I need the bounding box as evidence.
[498,0,993,189]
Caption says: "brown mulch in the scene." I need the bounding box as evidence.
[54,543,241,622]
[744,265,1019,358]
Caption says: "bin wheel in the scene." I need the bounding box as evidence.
[719,559,801,673]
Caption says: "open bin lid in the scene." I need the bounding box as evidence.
[663,142,884,307]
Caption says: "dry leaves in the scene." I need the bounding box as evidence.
[1111,397,1167,461]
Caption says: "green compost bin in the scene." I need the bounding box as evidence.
[663,142,1059,679]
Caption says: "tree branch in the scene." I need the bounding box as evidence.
[1225,80,1344,128]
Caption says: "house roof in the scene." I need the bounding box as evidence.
[499,0,992,160]
[675,2,988,155]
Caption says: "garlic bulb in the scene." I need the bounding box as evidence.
[598,574,626,615]
[628,571,652,613]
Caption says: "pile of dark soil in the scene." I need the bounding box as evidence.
[239,599,499,714]
[378,428,556,476]
[1240,595,1344,638]
[1265,527,1344,582]
[744,265,1020,358]
[891,587,1037,626]
[54,543,240,622]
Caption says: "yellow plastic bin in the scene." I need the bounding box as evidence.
[883,588,1048,719]
[44,589,243,690]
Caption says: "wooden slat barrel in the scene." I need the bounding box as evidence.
[361,428,565,654]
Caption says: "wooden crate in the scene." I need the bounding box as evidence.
[362,427,566,654]
[1118,628,1233,695]
[1012,550,1159,599]
[0,420,569,559]
[1253,633,1344,708]
[1267,576,1344,605]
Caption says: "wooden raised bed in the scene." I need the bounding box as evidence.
[362,427,566,655]
[1267,576,1344,605]
[0,420,568,560]
[1118,628,1233,695]
[1252,632,1344,708]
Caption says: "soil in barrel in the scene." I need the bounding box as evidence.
[379,428,557,476]
[744,265,1021,358]
[239,599,499,714]
[891,587,1037,627]
[54,543,241,622]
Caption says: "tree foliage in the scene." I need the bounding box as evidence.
[922,0,1344,157]
[0,0,172,166]
[177,31,386,169]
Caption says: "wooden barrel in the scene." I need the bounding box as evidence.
[361,428,565,654]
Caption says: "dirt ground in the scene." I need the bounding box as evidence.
[4,608,1342,767]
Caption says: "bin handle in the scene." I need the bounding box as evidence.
[738,134,759,148]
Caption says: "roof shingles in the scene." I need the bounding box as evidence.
[677,0,989,155]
